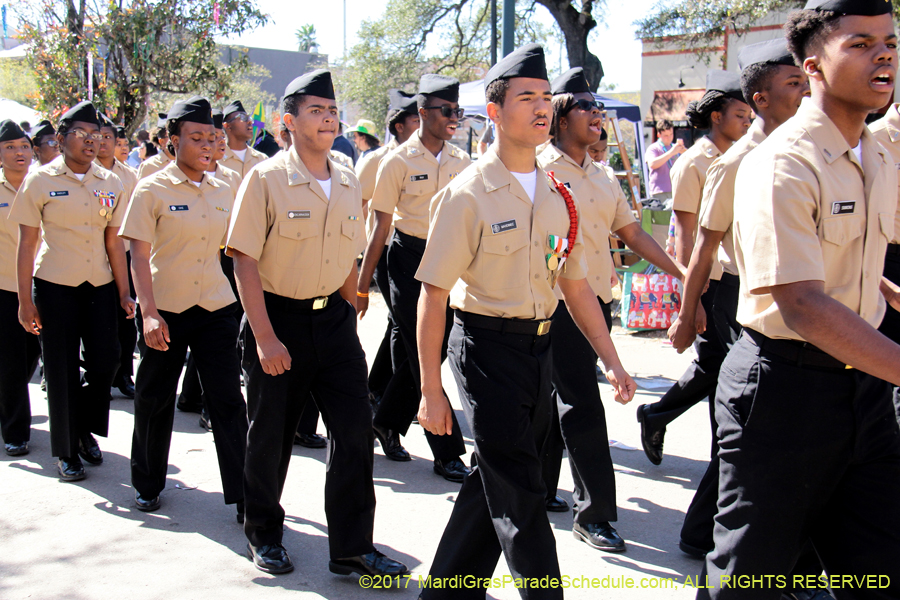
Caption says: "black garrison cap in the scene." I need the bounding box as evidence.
[97,112,116,131]
[212,109,224,130]
[58,101,100,128]
[167,96,214,125]
[738,39,796,71]
[223,101,246,119]
[116,126,127,139]
[550,67,591,95]
[156,113,168,127]
[706,70,746,103]
[283,69,336,101]
[803,0,892,15]
[417,75,460,103]
[0,119,28,143]
[484,43,548,90]
[31,119,55,140]
[389,89,418,114]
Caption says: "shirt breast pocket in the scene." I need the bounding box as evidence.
[879,212,895,243]
[405,178,436,199]
[276,220,319,268]
[821,214,865,287]
[480,229,530,291]
[339,220,360,269]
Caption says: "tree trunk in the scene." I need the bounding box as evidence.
[535,0,604,91]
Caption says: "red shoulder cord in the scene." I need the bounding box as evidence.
[546,171,578,257]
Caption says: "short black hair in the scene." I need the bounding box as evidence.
[740,62,784,112]
[282,94,306,117]
[165,119,187,155]
[485,79,511,107]
[685,90,733,130]
[356,132,379,148]
[784,9,841,68]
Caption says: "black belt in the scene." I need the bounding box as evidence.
[454,310,552,336]
[719,272,740,287]
[264,291,342,313]
[887,243,900,256]
[743,329,851,370]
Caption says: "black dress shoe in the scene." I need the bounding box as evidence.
[247,542,294,574]
[373,423,410,461]
[329,550,409,577]
[573,522,626,552]
[636,404,665,466]
[176,395,203,414]
[294,432,327,448]
[78,435,103,465]
[57,456,86,482]
[678,539,711,559]
[114,377,135,399]
[236,501,245,524]
[5,442,29,456]
[545,495,569,512]
[135,493,161,512]
[199,408,212,432]
[433,458,470,483]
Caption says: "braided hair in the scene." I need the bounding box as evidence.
[685,90,731,130]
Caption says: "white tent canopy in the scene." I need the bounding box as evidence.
[0,99,44,128]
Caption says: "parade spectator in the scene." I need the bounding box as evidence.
[644,119,685,204]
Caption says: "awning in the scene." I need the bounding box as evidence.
[646,89,705,124]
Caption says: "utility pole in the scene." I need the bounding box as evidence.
[490,0,497,66]
[501,0,515,57]
[343,0,347,59]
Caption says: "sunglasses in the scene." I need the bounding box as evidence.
[227,113,252,123]
[423,106,465,119]
[569,99,605,113]
[66,130,103,141]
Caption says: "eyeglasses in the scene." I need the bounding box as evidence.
[227,113,252,123]
[66,130,103,141]
[39,140,59,148]
[570,99,605,113]
[423,106,465,119]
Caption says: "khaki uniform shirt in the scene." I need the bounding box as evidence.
[226,146,366,300]
[370,131,471,239]
[9,155,125,287]
[136,152,174,181]
[672,135,724,279]
[869,103,900,243]
[699,119,767,276]
[221,145,267,180]
[330,150,354,170]
[210,163,242,198]
[119,163,235,314]
[734,101,897,341]
[0,169,22,292]
[357,140,399,241]
[416,147,588,320]
[537,145,635,302]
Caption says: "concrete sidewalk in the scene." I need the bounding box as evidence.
[0,295,714,600]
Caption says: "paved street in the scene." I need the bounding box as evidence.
[0,293,714,600]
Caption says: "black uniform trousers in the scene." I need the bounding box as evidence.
[375,230,465,459]
[367,250,400,399]
[33,278,119,457]
[241,292,376,558]
[879,245,900,422]
[113,250,137,385]
[423,315,562,600]
[0,289,41,444]
[712,273,741,350]
[541,297,618,524]
[698,331,900,600]
[132,303,247,504]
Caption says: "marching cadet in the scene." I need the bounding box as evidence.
[356,89,419,411]
[356,74,470,479]
[96,112,140,399]
[666,40,814,564]
[636,71,751,479]
[114,127,131,164]
[118,96,248,518]
[221,101,267,178]
[537,67,685,552]
[0,120,41,456]
[697,1,900,596]
[226,70,408,577]
[11,101,134,481]
[176,107,241,425]
[137,124,175,180]
[30,120,60,167]
[415,44,636,599]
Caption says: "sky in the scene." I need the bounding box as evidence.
[217,0,661,92]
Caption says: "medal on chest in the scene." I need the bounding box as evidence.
[545,171,579,288]
[93,190,116,222]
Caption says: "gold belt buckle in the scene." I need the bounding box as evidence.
[536,320,551,336]
[312,297,328,310]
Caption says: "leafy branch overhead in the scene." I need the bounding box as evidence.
[15,0,267,136]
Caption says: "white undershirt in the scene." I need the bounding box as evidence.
[74,173,85,181]
[511,170,537,203]
[435,150,442,164]
[851,142,862,170]
[189,179,201,187]
[316,177,332,200]
[232,147,247,162]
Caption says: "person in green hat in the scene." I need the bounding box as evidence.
[347,119,381,158]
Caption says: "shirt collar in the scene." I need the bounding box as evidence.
[880,103,900,144]
[285,146,350,194]
[162,161,219,189]
[47,155,107,182]
[695,136,721,160]
[480,146,549,205]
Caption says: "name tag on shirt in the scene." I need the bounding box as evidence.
[832,201,856,215]
[410,174,428,182]
[169,205,189,212]
[0,203,8,208]
[49,191,69,197]
[491,219,518,234]
[288,210,311,219]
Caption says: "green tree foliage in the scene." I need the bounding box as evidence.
[295,24,317,52]
[15,0,267,135]
[0,59,39,108]
[339,0,602,129]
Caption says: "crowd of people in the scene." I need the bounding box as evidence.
[2,0,900,597]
